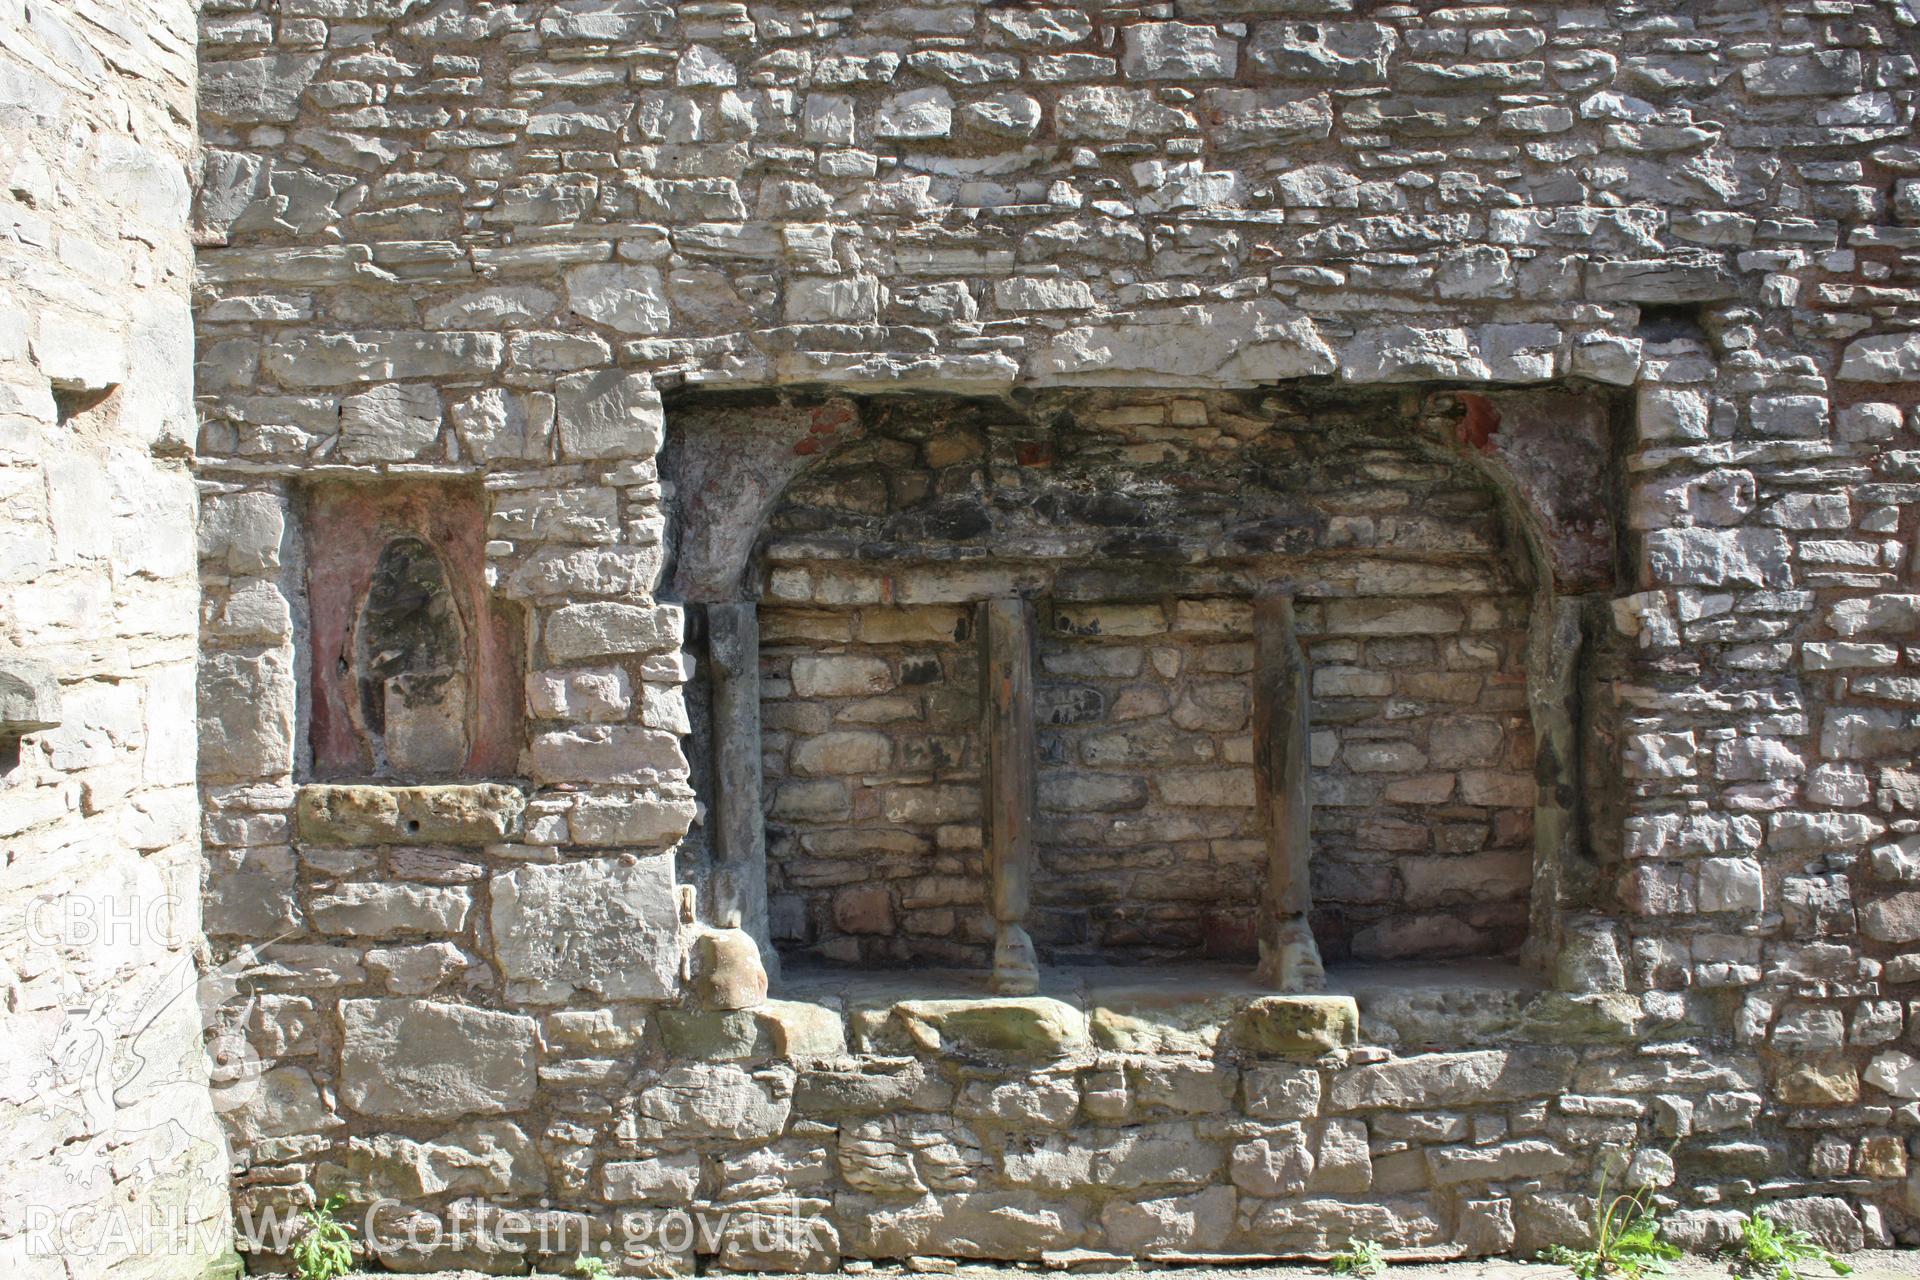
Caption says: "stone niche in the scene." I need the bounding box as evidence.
[303,480,523,781]
[666,389,1619,992]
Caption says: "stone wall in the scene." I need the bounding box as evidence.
[189,0,1920,1270]
[761,603,985,968]
[0,1,232,1276]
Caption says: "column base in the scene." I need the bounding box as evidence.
[1254,916,1326,993]
[990,923,1040,996]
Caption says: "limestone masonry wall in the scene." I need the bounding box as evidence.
[184,0,1920,1272]
[0,2,232,1277]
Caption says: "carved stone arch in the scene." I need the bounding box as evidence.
[666,387,1621,990]
[1416,388,1625,990]
[351,534,471,777]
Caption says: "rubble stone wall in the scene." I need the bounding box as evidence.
[0,1,232,1276]
[189,0,1920,1270]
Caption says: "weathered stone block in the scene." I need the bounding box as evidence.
[309,882,472,936]
[296,783,525,845]
[199,649,295,780]
[1100,1186,1234,1255]
[627,1064,792,1140]
[322,1120,545,1199]
[881,998,1088,1061]
[1331,1049,1575,1109]
[563,264,670,335]
[1233,996,1359,1057]
[338,998,538,1120]
[489,855,681,1001]
[841,1191,1086,1260]
[554,367,664,459]
[545,602,684,660]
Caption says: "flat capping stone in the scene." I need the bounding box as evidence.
[296,782,527,845]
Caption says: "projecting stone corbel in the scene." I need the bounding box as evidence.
[0,657,61,772]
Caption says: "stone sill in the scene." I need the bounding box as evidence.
[662,959,1637,1066]
[295,782,527,846]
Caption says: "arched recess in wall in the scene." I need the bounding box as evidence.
[663,387,1620,990]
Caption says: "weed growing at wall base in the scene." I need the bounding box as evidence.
[1733,1212,1854,1280]
[1545,1159,1681,1280]
[1330,1238,1388,1277]
[290,1196,354,1280]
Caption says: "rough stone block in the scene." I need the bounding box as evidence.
[1331,1049,1575,1109]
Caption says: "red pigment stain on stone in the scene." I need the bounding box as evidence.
[794,437,821,455]
[305,480,521,780]
[812,402,854,432]
[1454,393,1501,451]
[1017,442,1053,467]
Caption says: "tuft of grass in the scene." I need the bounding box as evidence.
[290,1193,354,1280]
[572,1255,612,1279]
[1329,1237,1388,1277]
[1545,1160,1681,1280]
[1732,1211,1854,1280]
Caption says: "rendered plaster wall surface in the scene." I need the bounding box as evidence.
[0,1,232,1276]
[188,0,1920,1271]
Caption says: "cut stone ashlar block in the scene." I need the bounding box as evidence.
[296,782,526,845]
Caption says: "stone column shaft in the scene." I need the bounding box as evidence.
[1524,594,1587,981]
[707,601,776,974]
[1253,592,1325,992]
[979,596,1039,995]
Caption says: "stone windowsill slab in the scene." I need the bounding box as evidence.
[762,963,1367,1063]
[296,782,527,845]
[749,960,1638,1064]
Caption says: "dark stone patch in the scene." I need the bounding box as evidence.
[1036,685,1104,726]
[900,656,944,685]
